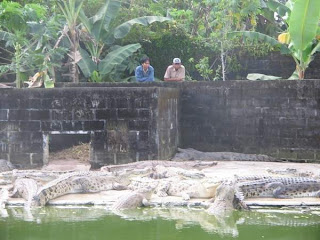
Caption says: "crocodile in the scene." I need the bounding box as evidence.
[100,160,217,173]
[128,175,220,200]
[206,180,247,216]
[149,165,205,179]
[172,148,279,162]
[10,178,39,209]
[32,171,129,206]
[0,169,76,184]
[155,178,220,200]
[236,177,320,199]
[111,187,154,211]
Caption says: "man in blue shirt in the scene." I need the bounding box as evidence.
[135,57,154,82]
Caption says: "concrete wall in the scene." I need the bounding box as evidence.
[228,52,320,80]
[1,79,320,167]
[180,80,320,162]
[0,87,179,168]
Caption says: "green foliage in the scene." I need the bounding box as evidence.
[193,57,213,81]
[0,1,46,34]
[77,0,170,82]
[231,0,320,79]
[0,1,52,87]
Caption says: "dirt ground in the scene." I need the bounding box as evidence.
[44,143,91,171]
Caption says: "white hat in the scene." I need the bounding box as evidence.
[173,58,181,64]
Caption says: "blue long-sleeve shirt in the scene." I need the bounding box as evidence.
[135,65,154,82]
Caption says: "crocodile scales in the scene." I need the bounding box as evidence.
[237,177,320,199]
[101,160,217,172]
[32,171,128,206]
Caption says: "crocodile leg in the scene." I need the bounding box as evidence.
[265,182,286,198]
[156,182,170,197]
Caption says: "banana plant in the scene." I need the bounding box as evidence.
[57,0,85,83]
[229,0,320,79]
[77,0,170,82]
[0,1,48,87]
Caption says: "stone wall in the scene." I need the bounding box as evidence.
[1,80,320,167]
[0,87,179,168]
[230,52,320,80]
[180,80,320,162]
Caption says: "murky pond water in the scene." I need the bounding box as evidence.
[1,206,320,240]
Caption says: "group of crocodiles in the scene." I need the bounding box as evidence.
[0,159,320,217]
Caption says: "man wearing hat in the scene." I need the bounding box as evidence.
[164,58,185,82]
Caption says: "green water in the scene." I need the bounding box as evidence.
[1,206,320,240]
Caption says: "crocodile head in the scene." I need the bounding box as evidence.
[203,181,221,198]
[30,195,42,207]
[207,180,236,216]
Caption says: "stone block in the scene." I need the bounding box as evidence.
[0,110,8,120]
[30,153,43,166]
[0,153,8,160]
[128,120,149,131]
[62,121,83,131]
[0,99,19,109]
[138,109,151,119]
[9,153,31,167]
[51,110,73,120]
[29,110,50,121]
[30,132,43,144]
[84,97,106,109]
[116,98,129,108]
[9,132,30,143]
[28,143,43,152]
[19,121,40,132]
[8,109,29,121]
[73,109,95,121]
[42,99,63,109]
[0,121,19,132]
[117,109,138,119]
[95,109,117,120]
[0,143,9,153]
[83,121,105,131]
[63,98,84,109]
[41,121,62,131]
[106,98,116,109]
[19,98,42,109]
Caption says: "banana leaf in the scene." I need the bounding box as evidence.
[77,47,97,78]
[98,43,141,75]
[114,16,171,39]
[247,73,282,80]
[289,0,320,52]
[93,2,120,40]
[228,31,290,54]
[266,0,291,18]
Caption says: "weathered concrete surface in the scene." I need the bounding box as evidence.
[179,80,320,162]
[5,161,320,207]
[56,80,320,163]
[0,87,179,168]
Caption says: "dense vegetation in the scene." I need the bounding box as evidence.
[0,0,319,86]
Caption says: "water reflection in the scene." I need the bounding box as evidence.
[1,206,320,240]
